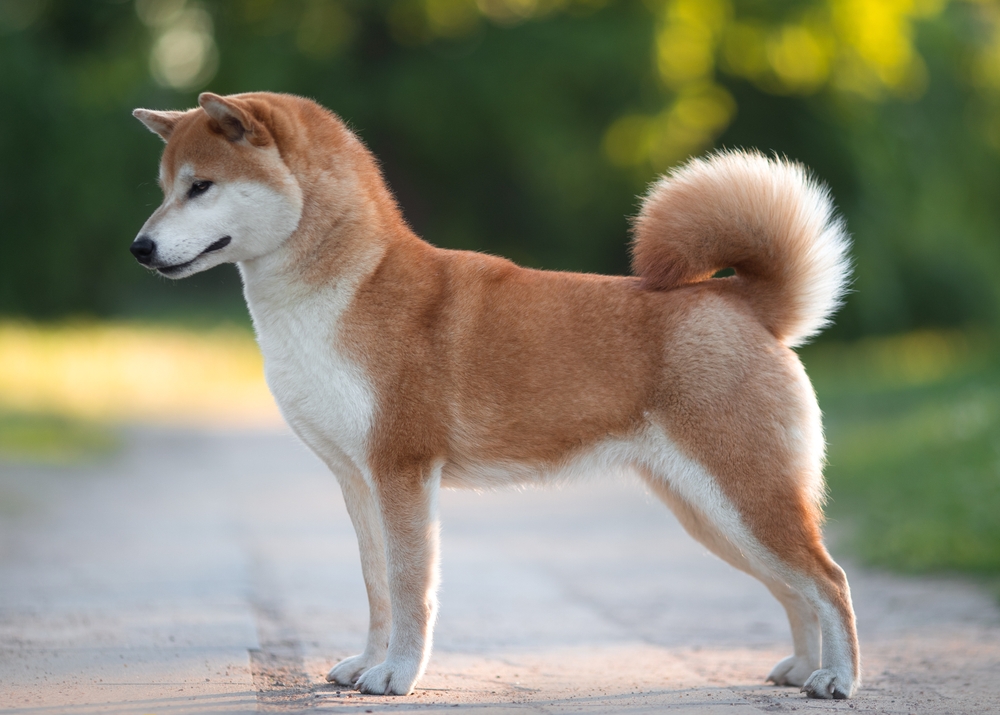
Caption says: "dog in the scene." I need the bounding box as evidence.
[131,92,859,699]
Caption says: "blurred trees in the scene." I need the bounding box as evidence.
[1,0,998,339]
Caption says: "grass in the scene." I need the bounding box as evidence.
[802,330,1000,575]
[0,410,120,517]
[0,411,119,464]
[0,319,281,428]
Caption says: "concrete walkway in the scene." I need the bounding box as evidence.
[1,429,998,714]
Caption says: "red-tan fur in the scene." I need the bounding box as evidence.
[132,92,859,699]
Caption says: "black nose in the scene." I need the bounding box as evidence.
[130,236,156,265]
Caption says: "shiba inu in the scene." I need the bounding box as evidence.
[131,92,859,699]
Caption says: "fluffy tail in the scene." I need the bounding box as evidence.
[631,150,851,348]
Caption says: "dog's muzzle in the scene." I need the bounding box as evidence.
[129,235,232,273]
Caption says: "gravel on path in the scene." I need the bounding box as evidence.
[1,429,998,714]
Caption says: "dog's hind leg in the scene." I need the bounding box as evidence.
[353,465,441,696]
[326,467,392,686]
[641,474,822,684]
[762,581,823,688]
[765,538,858,699]
[637,443,859,699]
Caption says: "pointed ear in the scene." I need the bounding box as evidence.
[133,109,187,142]
[198,92,261,142]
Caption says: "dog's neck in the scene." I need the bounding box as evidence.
[236,130,415,342]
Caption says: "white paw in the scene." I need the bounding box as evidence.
[767,655,817,687]
[801,668,857,699]
[326,653,380,686]
[354,657,421,696]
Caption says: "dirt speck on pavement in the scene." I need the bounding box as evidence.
[1,429,998,713]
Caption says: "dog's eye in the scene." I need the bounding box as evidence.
[188,180,213,199]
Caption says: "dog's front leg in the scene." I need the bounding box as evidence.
[326,470,392,686]
[354,466,440,696]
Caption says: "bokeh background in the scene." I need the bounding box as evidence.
[1,0,998,579]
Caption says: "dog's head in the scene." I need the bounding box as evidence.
[131,93,304,278]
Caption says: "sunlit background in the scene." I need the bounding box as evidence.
[0,0,998,578]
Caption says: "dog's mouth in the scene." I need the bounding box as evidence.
[156,236,232,275]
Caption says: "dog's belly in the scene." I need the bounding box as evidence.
[440,432,643,489]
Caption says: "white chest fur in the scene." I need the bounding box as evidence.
[238,256,376,474]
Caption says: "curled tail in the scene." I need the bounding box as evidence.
[631,150,851,347]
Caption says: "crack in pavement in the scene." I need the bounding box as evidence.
[250,599,317,711]
[247,555,321,712]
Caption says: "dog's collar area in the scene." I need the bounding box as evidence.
[156,235,231,274]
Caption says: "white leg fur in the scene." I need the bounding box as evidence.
[326,469,392,686]
[796,572,858,699]
[354,468,441,696]
[764,581,822,687]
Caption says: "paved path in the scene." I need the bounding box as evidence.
[1,429,998,714]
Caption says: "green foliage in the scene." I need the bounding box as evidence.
[1,0,999,338]
[805,334,1000,574]
[1,0,999,579]
[0,410,119,464]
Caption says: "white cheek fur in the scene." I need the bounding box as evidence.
[144,176,303,274]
